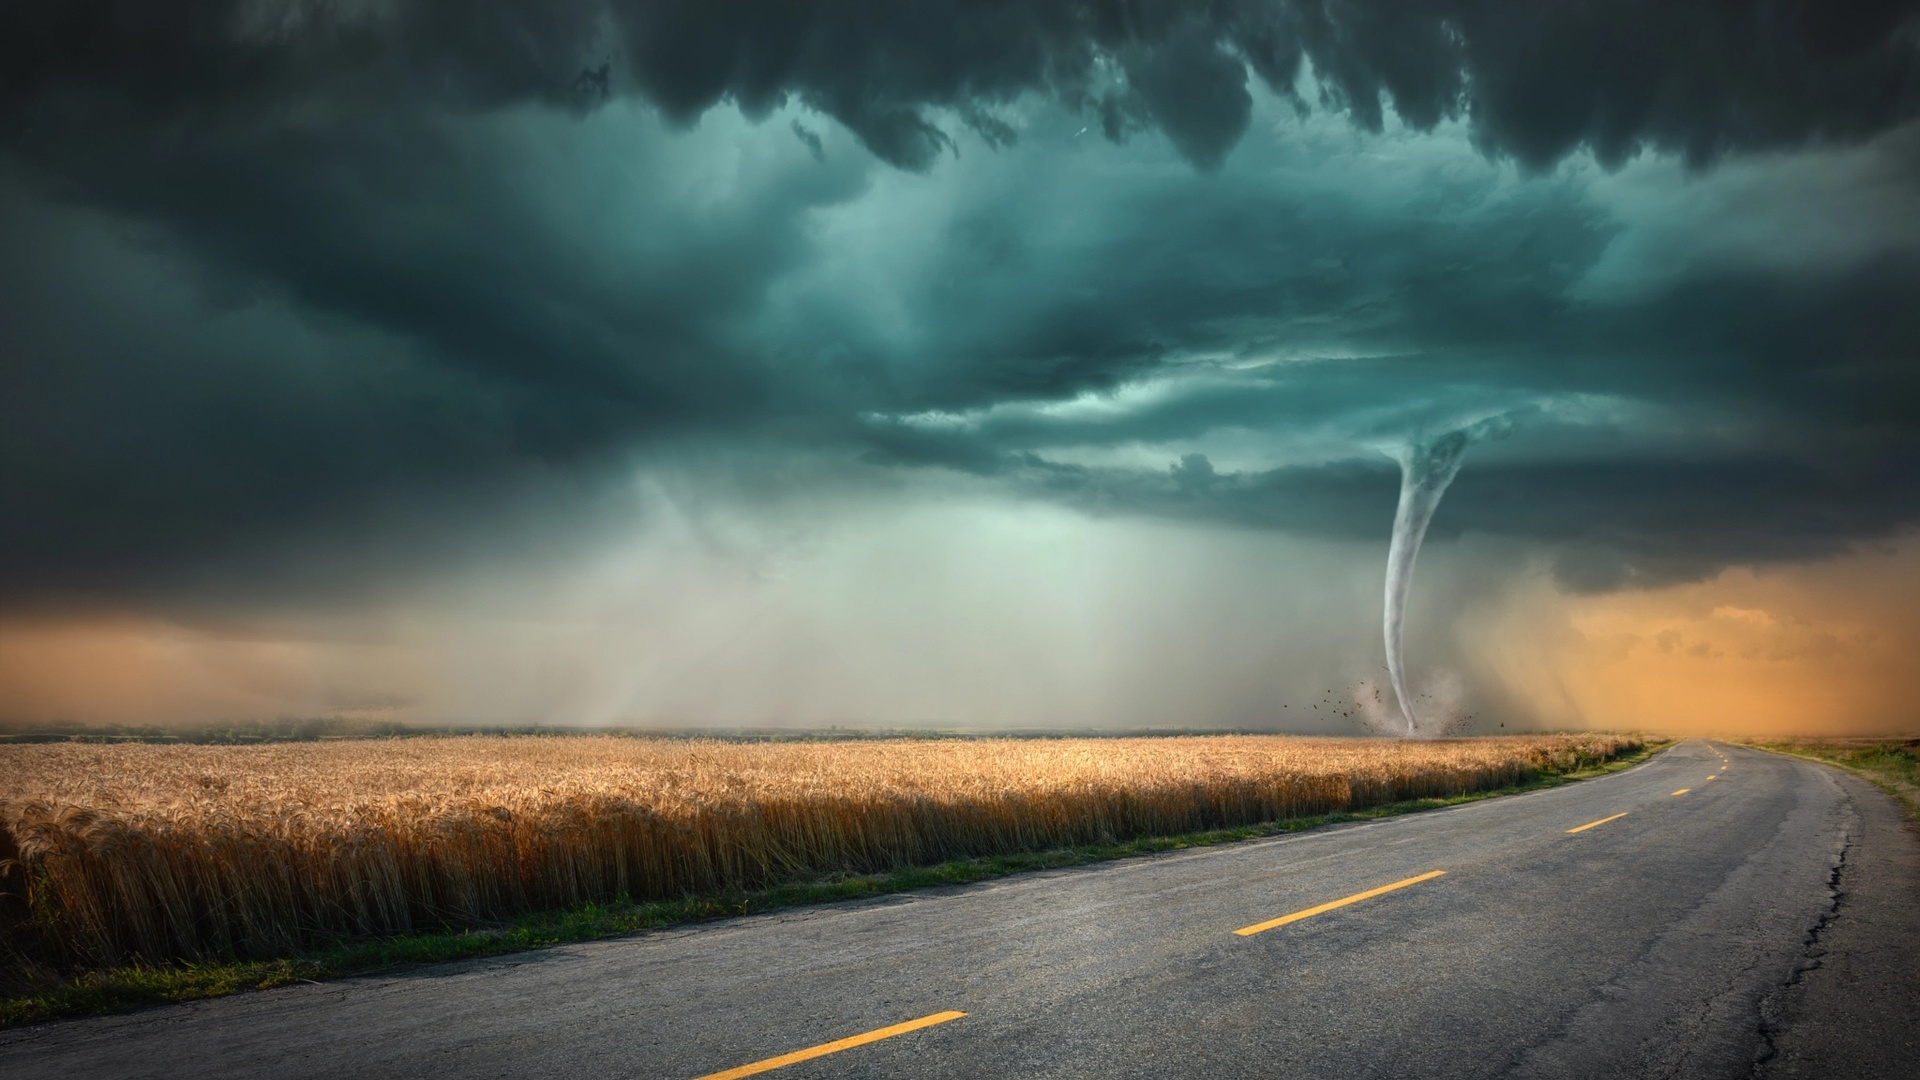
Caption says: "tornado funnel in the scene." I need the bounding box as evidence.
[1383,431,1471,736]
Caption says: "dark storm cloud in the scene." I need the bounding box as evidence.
[859,227,1920,590]
[972,444,1920,594]
[6,1,1918,170]
[864,166,1613,412]
[3,0,1920,608]
[0,114,871,607]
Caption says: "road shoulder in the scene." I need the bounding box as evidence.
[1755,766,1920,1079]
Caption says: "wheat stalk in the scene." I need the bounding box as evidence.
[0,734,1638,969]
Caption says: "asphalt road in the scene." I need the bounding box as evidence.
[4,740,1916,1079]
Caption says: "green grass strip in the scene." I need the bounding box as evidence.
[1744,739,1920,820]
[1,741,1665,1029]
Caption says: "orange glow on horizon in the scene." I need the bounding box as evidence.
[0,617,420,726]
[1479,538,1920,737]
[4,536,1918,737]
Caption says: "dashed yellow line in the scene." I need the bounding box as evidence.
[697,745,1735,1077]
[691,1011,967,1080]
[1235,870,1446,936]
[1567,812,1628,834]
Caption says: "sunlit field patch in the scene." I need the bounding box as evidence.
[1,734,1639,975]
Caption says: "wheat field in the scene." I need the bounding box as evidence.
[1,733,1640,971]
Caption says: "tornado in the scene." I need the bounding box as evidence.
[1383,430,1471,736]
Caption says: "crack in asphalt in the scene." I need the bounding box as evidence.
[1493,751,1846,1080]
[1749,795,1855,1078]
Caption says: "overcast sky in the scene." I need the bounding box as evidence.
[4,1,1919,734]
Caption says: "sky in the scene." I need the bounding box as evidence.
[3,1,1919,735]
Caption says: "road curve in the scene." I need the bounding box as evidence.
[3,740,1915,1079]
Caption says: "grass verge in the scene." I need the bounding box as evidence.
[2,740,1665,1029]
[1744,738,1920,820]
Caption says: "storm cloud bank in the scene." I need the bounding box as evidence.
[3,0,1920,630]
[9,0,1919,170]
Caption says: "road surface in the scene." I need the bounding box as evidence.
[3,740,1916,1078]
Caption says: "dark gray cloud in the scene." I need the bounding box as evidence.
[3,0,1920,611]
[7,1,1917,169]
[856,221,1920,590]
[0,121,870,608]
[952,442,1920,594]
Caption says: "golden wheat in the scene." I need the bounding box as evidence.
[0,734,1638,969]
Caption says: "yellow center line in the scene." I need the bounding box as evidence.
[1235,870,1446,937]
[1567,812,1628,834]
[1672,788,1690,796]
[691,1011,967,1080]
[1706,775,1717,781]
